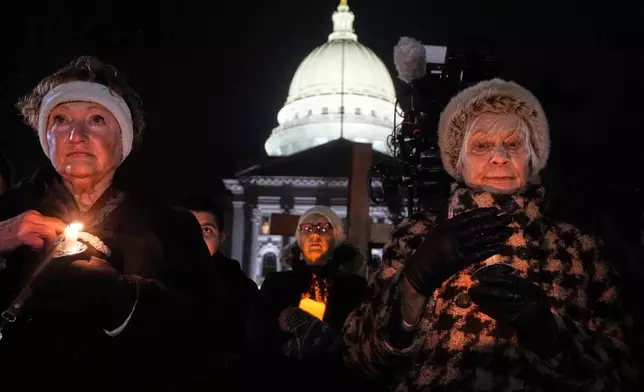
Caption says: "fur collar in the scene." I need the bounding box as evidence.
[280,242,364,275]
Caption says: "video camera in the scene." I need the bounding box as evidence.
[370,35,501,216]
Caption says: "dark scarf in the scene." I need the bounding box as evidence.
[40,176,126,233]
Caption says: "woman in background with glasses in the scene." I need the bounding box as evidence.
[260,205,371,391]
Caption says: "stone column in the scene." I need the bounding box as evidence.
[231,201,245,266]
[347,142,372,276]
[248,206,262,283]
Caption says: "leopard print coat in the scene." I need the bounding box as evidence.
[343,184,634,391]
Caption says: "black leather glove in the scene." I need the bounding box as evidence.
[469,264,560,357]
[280,307,339,360]
[30,256,137,330]
[403,207,513,297]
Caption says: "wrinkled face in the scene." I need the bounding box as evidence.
[191,211,226,256]
[47,102,121,183]
[462,114,530,193]
[299,213,335,264]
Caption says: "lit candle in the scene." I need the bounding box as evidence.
[62,223,83,251]
[298,297,326,321]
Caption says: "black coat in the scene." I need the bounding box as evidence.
[260,243,370,392]
[212,252,286,391]
[261,243,367,332]
[0,168,226,391]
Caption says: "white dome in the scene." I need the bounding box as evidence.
[287,40,396,104]
[265,2,397,157]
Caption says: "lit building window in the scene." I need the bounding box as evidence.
[261,218,270,235]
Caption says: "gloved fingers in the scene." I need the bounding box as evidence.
[472,279,547,310]
[474,273,543,297]
[456,214,513,238]
[461,227,513,249]
[404,272,439,298]
[461,244,504,265]
[447,208,500,226]
[471,263,518,280]
[475,305,523,324]
[469,283,528,303]
[469,286,526,322]
[285,308,325,334]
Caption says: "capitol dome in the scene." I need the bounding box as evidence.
[265,0,397,157]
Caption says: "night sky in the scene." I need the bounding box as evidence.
[1,0,642,209]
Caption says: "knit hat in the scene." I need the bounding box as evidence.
[296,205,346,248]
[438,78,550,180]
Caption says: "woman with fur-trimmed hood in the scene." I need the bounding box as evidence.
[260,206,371,390]
[343,79,634,391]
[261,206,367,355]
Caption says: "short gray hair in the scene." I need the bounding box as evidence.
[455,114,537,176]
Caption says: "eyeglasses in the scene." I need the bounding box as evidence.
[299,223,333,235]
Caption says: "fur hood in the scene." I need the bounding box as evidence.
[438,78,550,180]
[280,241,365,275]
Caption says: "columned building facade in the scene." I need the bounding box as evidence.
[225,1,399,284]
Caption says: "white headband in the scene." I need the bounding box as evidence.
[37,81,134,161]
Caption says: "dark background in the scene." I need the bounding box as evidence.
[1,0,642,222]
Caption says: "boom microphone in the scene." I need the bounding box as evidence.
[393,37,427,84]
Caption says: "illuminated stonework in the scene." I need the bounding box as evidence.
[264,1,397,157]
[225,177,392,285]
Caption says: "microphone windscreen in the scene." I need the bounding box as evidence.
[394,37,427,84]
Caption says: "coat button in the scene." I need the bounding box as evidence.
[455,292,472,308]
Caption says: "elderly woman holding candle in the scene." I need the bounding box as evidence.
[260,206,371,390]
[343,79,634,391]
[0,57,223,391]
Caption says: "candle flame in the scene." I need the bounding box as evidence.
[64,223,83,241]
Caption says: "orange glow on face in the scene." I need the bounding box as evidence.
[299,214,334,264]
[301,237,330,263]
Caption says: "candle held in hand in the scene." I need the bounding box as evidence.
[298,297,326,321]
[62,223,83,251]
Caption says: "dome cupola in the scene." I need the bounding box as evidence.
[265,1,397,157]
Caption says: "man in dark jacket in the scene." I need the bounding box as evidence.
[180,195,282,390]
[179,195,254,296]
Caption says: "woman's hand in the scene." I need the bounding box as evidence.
[0,210,66,253]
[31,256,137,330]
[278,306,299,332]
[469,265,560,357]
[278,307,339,359]
[403,207,513,298]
